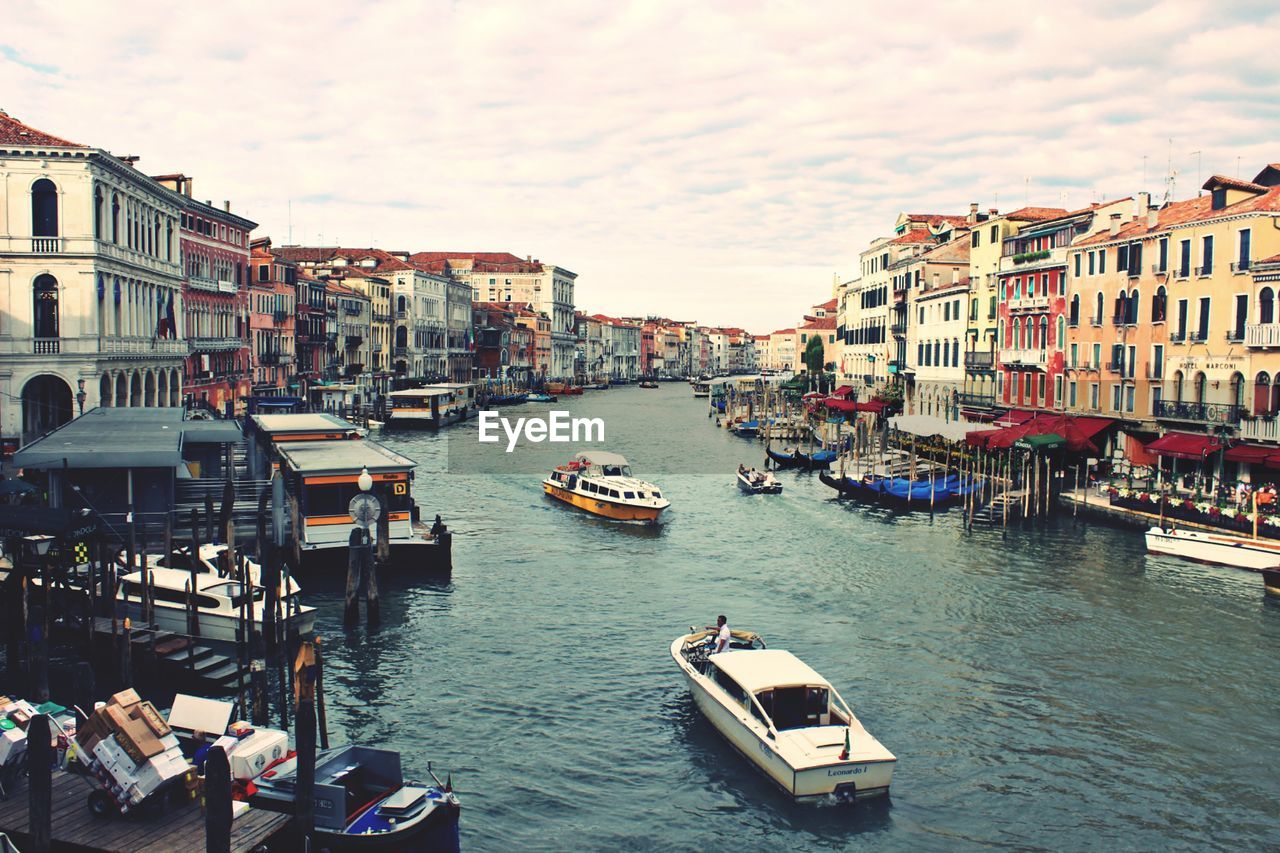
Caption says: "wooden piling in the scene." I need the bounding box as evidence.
[344,528,362,627]
[27,713,51,853]
[204,744,232,853]
[119,617,132,688]
[315,637,330,750]
[204,492,215,544]
[295,697,317,846]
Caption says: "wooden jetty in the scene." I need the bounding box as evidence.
[0,768,290,852]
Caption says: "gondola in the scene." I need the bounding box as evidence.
[881,477,954,509]
[766,447,836,470]
[819,471,887,500]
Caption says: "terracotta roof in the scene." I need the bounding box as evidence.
[0,111,87,148]
[922,236,971,262]
[905,214,968,228]
[889,228,936,245]
[1004,206,1068,222]
[772,328,796,336]
[410,251,543,274]
[1202,174,1268,194]
[271,246,415,272]
[800,317,836,330]
[1074,187,1280,246]
[1253,252,1280,267]
[814,298,837,311]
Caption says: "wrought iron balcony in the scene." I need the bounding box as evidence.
[957,392,995,408]
[273,310,289,324]
[345,334,363,348]
[889,322,907,337]
[964,351,994,369]
[1153,399,1242,425]
[189,335,243,352]
[1105,360,1124,373]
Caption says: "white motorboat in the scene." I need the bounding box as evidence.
[737,465,782,495]
[543,451,670,522]
[671,629,895,801]
[120,544,302,601]
[1144,526,1280,571]
[116,567,317,644]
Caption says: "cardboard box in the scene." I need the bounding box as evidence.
[227,728,287,781]
[116,719,164,766]
[0,726,26,766]
[159,733,180,753]
[130,702,172,738]
[108,688,142,710]
[103,704,132,734]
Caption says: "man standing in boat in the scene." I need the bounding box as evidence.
[706,615,731,654]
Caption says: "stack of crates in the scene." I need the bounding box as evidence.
[75,689,196,813]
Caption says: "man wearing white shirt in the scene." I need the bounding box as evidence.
[707,615,731,654]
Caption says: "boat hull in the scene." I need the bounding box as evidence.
[738,474,782,494]
[119,601,316,644]
[1145,527,1280,571]
[543,482,665,521]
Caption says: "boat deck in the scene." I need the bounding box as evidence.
[0,768,290,852]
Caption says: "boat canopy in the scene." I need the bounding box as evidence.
[276,439,416,476]
[573,451,630,468]
[712,649,830,693]
[251,413,356,438]
[389,388,451,398]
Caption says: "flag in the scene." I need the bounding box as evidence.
[839,728,850,761]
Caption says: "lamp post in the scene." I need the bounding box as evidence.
[76,378,86,416]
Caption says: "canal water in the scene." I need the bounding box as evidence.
[305,384,1280,850]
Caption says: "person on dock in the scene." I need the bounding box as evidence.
[706,615,731,654]
[430,514,445,539]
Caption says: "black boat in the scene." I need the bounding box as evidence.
[248,745,460,851]
[766,447,838,470]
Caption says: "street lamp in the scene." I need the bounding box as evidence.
[23,534,54,559]
[76,378,86,416]
[357,466,373,493]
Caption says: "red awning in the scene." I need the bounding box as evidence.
[832,385,854,399]
[802,392,824,400]
[1225,443,1273,463]
[822,398,857,413]
[1146,432,1223,460]
[999,409,1037,425]
[966,414,1114,453]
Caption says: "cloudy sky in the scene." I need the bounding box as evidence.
[3,1,1277,332]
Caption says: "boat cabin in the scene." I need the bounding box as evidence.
[710,650,852,732]
[245,413,359,479]
[274,439,417,553]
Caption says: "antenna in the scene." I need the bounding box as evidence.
[1143,154,1148,187]
[1024,176,1030,206]
[1190,150,1202,195]
[287,200,293,244]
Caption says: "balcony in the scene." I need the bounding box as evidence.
[33,337,59,354]
[188,275,221,293]
[31,237,62,253]
[1151,264,1168,276]
[1153,399,1242,425]
[1145,363,1163,380]
[273,310,290,325]
[259,352,294,365]
[102,337,188,355]
[1170,331,1186,343]
[393,346,410,357]
[964,351,994,370]
[1246,323,1280,348]
[1105,360,1124,374]
[189,335,243,352]
[344,305,363,317]
[396,310,408,320]
[1009,294,1050,312]
[998,348,1047,366]
[1240,416,1280,442]
[958,392,995,408]
[890,322,907,337]
[1226,329,1245,344]
[1232,260,1251,273]
[1189,330,1208,343]
[345,335,364,349]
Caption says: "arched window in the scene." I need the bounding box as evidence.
[94,187,103,239]
[1153,286,1167,322]
[1230,372,1245,409]
[33,274,59,339]
[397,295,407,313]
[111,194,120,243]
[1171,369,1184,403]
[1261,287,1275,325]
[1114,291,1126,325]
[1255,372,1272,415]
[1194,371,1207,404]
[1039,316,1048,350]
[1069,294,1080,326]
[1128,289,1140,325]
[31,179,58,238]
[1057,316,1065,348]
[1095,292,1104,325]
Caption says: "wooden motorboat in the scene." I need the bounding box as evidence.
[120,544,302,602]
[638,379,659,389]
[546,382,583,395]
[691,381,711,398]
[526,393,558,403]
[671,629,895,801]
[116,568,317,644]
[543,451,670,522]
[1145,526,1280,571]
[247,745,460,851]
[737,465,782,494]
[386,385,476,429]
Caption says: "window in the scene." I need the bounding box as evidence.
[953,339,960,366]
[1057,316,1065,348]
[1176,299,1188,340]
[1233,293,1248,341]
[1127,385,1136,413]
[1098,249,1106,275]
[1074,253,1082,277]
[971,231,980,248]
[1112,384,1122,412]
[1151,345,1163,379]
[1092,343,1101,369]
[1211,187,1227,210]
[1069,381,1077,407]
[1239,229,1252,271]
[1117,244,1129,273]
[1152,286,1167,322]
[1024,372,1032,397]
[1178,239,1191,277]
[1090,383,1099,410]
[1129,242,1142,276]
[1038,373,1046,402]
[1088,252,1095,275]
[990,225,998,243]
[1197,296,1210,341]
[31,179,59,239]
[1158,237,1168,273]
[1094,292,1104,325]
[1201,235,1214,275]
[1070,343,1078,367]
[258,264,269,283]
[33,274,59,338]
[1262,287,1275,325]
[1069,294,1080,326]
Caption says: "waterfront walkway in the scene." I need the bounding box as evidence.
[0,768,289,852]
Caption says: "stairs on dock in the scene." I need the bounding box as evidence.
[92,618,248,696]
[970,492,1025,524]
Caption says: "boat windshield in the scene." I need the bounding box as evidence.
[204,582,264,607]
[600,464,631,477]
[755,686,832,730]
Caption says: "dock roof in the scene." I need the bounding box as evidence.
[275,439,416,475]
[712,649,831,694]
[13,407,186,470]
[251,413,356,436]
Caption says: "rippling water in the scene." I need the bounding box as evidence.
[302,384,1280,850]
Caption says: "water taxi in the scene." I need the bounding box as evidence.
[543,452,670,522]
[546,381,583,395]
[638,378,659,389]
[1145,526,1280,571]
[386,384,476,429]
[691,380,711,398]
[116,567,317,643]
[671,629,895,801]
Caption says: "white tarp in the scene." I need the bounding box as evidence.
[890,414,997,442]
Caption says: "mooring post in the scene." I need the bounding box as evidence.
[204,492,215,544]
[344,528,362,627]
[120,617,133,688]
[204,744,232,853]
[295,698,317,846]
[28,713,52,853]
[315,637,330,750]
[73,661,94,727]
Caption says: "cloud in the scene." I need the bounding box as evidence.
[1,0,1276,332]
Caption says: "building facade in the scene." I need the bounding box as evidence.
[248,241,297,395]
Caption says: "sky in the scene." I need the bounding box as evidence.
[2,1,1278,333]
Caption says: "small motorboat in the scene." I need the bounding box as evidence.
[766,447,837,470]
[120,544,303,602]
[737,465,782,494]
[526,392,558,403]
[543,451,670,522]
[671,628,895,801]
[116,567,317,644]
[247,745,460,851]
[1145,526,1280,571]
[638,379,659,389]
[546,382,583,395]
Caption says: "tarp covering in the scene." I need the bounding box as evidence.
[1145,431,1223,460]
[831,385,855,399]
[822,398,857,413]
[1014,433,1065,450]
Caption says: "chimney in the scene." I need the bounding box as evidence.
[988,208,998,216]
[223,200,230,212]
[1109,213,1122,236]
[526,255,532,262]
[968,202,979,224]
[183,178,193,197]
[1134,192,1150,218]
[1147,205,1159,228]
